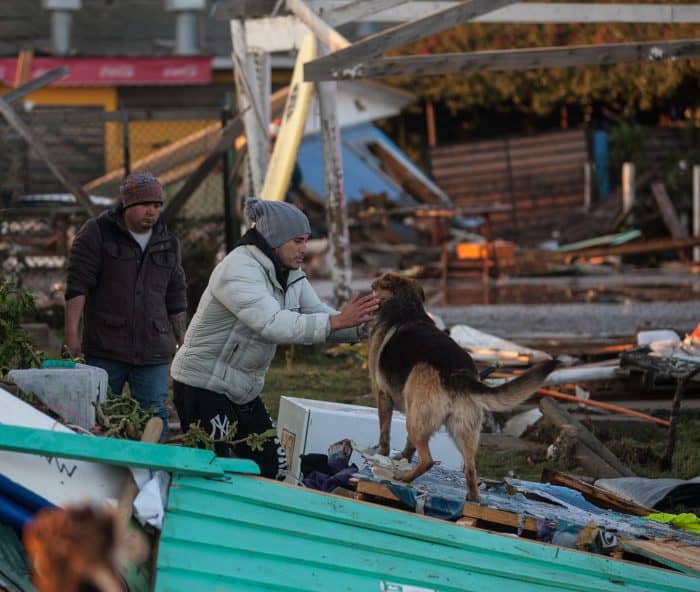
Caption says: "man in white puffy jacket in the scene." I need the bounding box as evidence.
[171,197,379,478]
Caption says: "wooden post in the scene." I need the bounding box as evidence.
[622,162,635,215]
[660,369,700,470]
[254,50,271,134]
[115,417,163,531]
[231,19,268,195]
[0,96,98,216]
[425,98,436,148]
[315,43,352,306]
[693,165,700,264]
[221,103,238,253]
[583,161,592,210]
[14,49,33,88]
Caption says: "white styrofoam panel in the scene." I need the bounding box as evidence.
[277,396,463,481]
[0,386,125,507]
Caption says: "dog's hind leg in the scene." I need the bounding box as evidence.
[396,367,445,483]
[399,419,439,482]
[446,406,483,502]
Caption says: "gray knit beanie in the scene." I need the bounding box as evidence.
[244,197,311,248]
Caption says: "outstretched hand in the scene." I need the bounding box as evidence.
[329,292,380,331]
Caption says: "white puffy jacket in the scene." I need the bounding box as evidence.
[171,243,362,404]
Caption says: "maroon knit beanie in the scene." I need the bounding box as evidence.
[120,172,164,208]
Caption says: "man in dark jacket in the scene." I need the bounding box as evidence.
[64,171,187,436]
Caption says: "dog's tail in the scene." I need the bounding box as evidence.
[471,359,558,412]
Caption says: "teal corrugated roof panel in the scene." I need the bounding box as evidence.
[0,425,259,477]
[156,474,700,592]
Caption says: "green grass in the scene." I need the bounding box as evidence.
[40,335,700,482]
[261,344,373,420]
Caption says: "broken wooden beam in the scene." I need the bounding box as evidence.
[539,397,635,478]
[0,95,99,216]
[2,67,69,104]
[544,235,700,260]
[304,0,517,78]
[541,469,653,516]
[306,38,700,81]
[286,0,350,52]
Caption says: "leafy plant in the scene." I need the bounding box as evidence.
[94,392,153,439]
[391,20,700,118]
[609,120,650,173]
[0,283,42,379]
[169,420,277,453]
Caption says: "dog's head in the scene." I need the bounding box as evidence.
[371,272,425,305]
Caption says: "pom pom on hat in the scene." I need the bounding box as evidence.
[244,197,311,248]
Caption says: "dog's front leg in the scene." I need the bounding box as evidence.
[376,390,393,456]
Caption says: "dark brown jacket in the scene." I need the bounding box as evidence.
[66,206,187,365]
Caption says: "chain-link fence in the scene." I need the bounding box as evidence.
[0,106,237,221]
[0,105,240,317]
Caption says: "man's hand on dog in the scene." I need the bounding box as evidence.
[329,292,380,331]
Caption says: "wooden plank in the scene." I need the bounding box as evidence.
[1,67,69,104]
[304,0,518,75]
[286,0,350,52]
[316,43,353,305]
[461,504,538,532]
[83,121,221,194]
[540,398,635,478]
[619,538,700,575]
[352,2,700,25]
[651,181,688,239]
[0,424,227,477]
[355,479,400,502]
[0,95,99,216]
[540,469,654,516]
[356,478,538,533]
[549,235,700,259]
[231,19,268,195]
[306,38,700,80]
[244,16,310,52]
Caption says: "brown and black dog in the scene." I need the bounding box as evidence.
[369,272,557,501]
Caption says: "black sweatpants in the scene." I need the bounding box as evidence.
[172,380,287,479]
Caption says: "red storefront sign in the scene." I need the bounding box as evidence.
[0,56,212,87]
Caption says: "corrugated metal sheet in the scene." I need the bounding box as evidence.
[430,129,588,237]
[156,473,700,592]
[297,123,451,207]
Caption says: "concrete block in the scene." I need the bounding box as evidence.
[7,363,108,429]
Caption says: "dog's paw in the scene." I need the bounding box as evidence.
[394,468,415,482]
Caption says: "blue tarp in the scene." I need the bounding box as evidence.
[356,464,700,548]
[297,123,449,206]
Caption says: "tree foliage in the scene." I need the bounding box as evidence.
[391,2,700,117]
